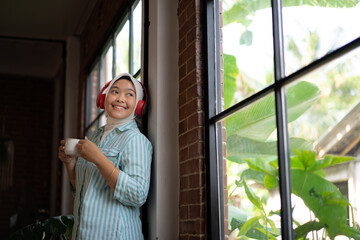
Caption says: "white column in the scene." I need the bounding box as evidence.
[147,0,180,238]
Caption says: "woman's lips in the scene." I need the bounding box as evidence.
[113,105,127,111]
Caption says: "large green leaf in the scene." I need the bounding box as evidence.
[226,135,313,163]
[293,149,317,171]
[224,54,239,109]
[309,154,354,172]
[294,221,325,239]
[291,169,348,238]
[223,0,273,26]
[225,81,320,141]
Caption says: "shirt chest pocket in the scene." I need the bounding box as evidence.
[101,147,121,167]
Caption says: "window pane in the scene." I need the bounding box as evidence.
[87,63,100,127]
[282,0,360,76]
[115,20,130,75]
[286,47,360,238]
[222,0,274,109]
[223,92,282,239]
[102,44,113,83]
[133,1,142,74]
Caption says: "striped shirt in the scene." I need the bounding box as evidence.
[72,120,153,239]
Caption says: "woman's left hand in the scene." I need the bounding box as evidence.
[76,137,104,165]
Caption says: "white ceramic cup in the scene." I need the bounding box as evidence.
[64,138,80,157]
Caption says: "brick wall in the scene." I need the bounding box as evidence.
[0,75,57,238]
[178,0,206,239]
[178,0,228,238]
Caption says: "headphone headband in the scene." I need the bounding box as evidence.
[96,76,148,116]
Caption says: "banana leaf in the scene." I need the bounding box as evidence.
[225,81,320,141]
[226,135,313,164]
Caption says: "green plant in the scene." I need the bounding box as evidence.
[229,149,360,239]
[224,62,360,239]
[7,215,74,240]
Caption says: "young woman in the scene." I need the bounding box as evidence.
[58,73,153,239]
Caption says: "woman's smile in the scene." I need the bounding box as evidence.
[112,104,127,111]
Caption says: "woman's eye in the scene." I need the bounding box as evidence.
[127,92,134,97]
[111,90,118,94]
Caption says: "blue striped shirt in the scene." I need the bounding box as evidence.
[72,120,153,239]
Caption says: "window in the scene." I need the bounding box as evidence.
[85,0,144,135]
[205,0,360,239]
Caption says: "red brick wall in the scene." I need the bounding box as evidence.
[178,0,206,239]
[179,0,228,238]
[0,75,57,238]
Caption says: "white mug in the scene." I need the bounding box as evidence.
[65,138,80,157]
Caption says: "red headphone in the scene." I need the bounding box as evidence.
[96,78,148,116]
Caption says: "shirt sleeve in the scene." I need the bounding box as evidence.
[113,134,153,207]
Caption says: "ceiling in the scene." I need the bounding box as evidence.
[0,0,97,78]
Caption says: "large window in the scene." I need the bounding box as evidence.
[206,0,360,239]
[85,0,144,135]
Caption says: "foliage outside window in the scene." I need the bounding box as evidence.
[214,0,360,239]
[85,0,142,135]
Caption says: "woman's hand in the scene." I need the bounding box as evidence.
[58,140,76,164]
[58,140,77,188]
[76,137,105,165]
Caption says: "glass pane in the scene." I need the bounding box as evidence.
[99,111,106,128]
[88,63,100,127]
[101,44,113,83]
[222,0,274,109]
[286,46,360,239]
[223,92,281,239]
[283,0,360,76]
[133,1,142,74]
[115,19,130,75]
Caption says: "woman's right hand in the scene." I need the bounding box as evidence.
[58,140,76,164]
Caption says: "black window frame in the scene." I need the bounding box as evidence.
[204,0,360,239]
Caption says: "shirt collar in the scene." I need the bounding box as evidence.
[98,120,137,136]
[114,120,138,132]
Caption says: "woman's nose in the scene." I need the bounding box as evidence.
[116,94,125,102]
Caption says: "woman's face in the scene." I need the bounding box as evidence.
[105,79,137,119]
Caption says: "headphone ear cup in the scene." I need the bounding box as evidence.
[97,81,112,109]
[135,100,146,116]
[97,93,106,109]
[101,94,106,109]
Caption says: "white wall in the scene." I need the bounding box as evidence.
[147,0,180,239]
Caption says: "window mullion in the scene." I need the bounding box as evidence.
[271,0,294,239]
[98,58,103,129]
[204,0,225,239]
[129,9,134,75]
[112,35,116,79]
